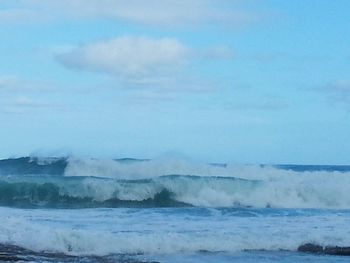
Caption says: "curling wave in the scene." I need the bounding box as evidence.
[0,172,350,208]
[1,157,350,208]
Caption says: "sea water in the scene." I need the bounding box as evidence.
[0,157,350,262]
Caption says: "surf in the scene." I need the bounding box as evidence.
[1,157,350,208]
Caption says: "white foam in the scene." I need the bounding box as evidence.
[64,157,266,179]
[65,169,350,208]
[0,207,350,256]
[5,158,350,208]
[64,157,350,181]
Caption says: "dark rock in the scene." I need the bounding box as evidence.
[298,243,350,256]
[298,243,323,254]
[0,252,27,262]
[324,246,350,256]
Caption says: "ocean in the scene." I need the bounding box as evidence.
[0,157,350,262]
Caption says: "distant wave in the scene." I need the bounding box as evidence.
[0,157,67,176]
[1,156,350,177]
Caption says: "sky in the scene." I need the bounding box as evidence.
[0,0,349,164]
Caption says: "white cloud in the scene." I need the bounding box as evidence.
[55,36,232,94]
[2,0,259,27]
[53,34,238,97]
[57,36,189,77]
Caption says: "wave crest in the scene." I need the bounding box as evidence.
[0,173,350,208]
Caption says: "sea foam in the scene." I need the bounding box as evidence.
[0,207,350,256]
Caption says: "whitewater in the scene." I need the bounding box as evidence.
[0,157,350,262]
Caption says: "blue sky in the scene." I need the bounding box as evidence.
[0,0,349,164]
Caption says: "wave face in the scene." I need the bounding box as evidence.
[0,157,67,176]
[1,157,350,209]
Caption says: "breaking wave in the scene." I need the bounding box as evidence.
[0,157,350,208]
[1,207,350,256]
